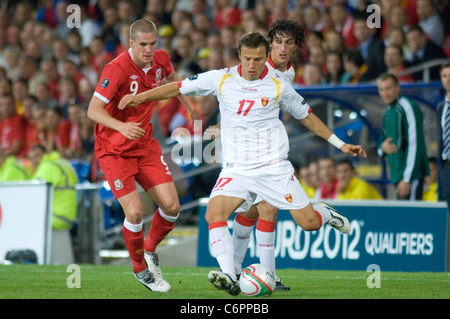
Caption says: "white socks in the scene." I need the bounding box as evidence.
[209,222,234,275]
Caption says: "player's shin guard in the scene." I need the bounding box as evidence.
[209,221,235,275]
[123,219,147,274]
[144,208,177,253]
[255,218,276,273]
[232,213,257,274]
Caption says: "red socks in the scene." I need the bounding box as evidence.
[144,208,177,253]
[122,225,146,274]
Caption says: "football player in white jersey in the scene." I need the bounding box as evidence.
[205,19,302,291]
[118,32,366,295]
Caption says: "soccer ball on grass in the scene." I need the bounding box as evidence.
[239,264,276,297]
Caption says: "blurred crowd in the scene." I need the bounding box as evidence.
[0,0,447,202]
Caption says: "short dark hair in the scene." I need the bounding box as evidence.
[440,62,450,74]
[268,18,305,49]
[377,73,399,85]
[343,49,364,68]
[386,44,404,58]
[238,32,270,56]
[336,158,355,171]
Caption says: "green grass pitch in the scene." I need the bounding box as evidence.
[0,264,448,299]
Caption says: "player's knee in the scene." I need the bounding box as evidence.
[205,207,223,225]
[257,202,278,222]
[125,207,144,224]
[161,200,180,217]
[302,218,321,231]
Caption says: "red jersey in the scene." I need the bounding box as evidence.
[93,49,173,157]
[0,113,26,156]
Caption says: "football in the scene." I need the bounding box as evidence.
[239,264,276,297]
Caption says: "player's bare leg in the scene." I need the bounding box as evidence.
[206,195,244,295]
[142,181,181,292]
[289,202,350,234]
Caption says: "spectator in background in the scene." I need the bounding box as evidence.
[330,3,358,49]
[341,49,368,84]
[377,73,429,200]
[416,0,445,47]
[44,106,71,157]
[18,55,45,96]
[77,3,102,48]
[58,76,80,117]
[89,36,114,74]
[0,147,30,181]
[29,144,78,265]
[405,25,447,81]
[53,0,71,40]
[65,103,83,160]
[34,82,59,109]
[172,34,202,75]
[308,45,327,75]
[78,104,95,162]
[296,163,316,199]
[213,0,241,30]
[384,27,409,57]
[336,158,383,200]
[423,157,437,201]
[386,6,409,35]
[384,44,414,82]
[315,156,338,200]
[324,30,346,55]
[0,94,26,158]
[302,63,323,85]
[39,58,61,101]
[303,6,323,33]
[12,78,29,115]
[353,16,386,81]
[437,63,450,209]
[66,30,83,58]
[23,103,47,156]
[222,47,240,68]
[324,51,345,84]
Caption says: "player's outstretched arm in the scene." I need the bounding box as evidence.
[118,82,182,110]
[300,112,367,158]
[164,71,202,121]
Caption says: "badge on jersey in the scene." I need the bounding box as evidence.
[155,68,162,80]
[261,96,269,107]
[101,78,110,88]
[114,179,123,190]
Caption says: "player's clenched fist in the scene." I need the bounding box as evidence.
[118,94,142,110]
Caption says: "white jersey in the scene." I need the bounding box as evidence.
[179,64,311,170]
[266,57,295,84]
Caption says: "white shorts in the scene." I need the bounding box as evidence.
[209,160,310,211]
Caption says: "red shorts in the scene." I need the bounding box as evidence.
[97,138,174,199]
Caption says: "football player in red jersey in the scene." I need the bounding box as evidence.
[87,19,200,292]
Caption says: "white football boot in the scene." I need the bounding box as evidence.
[316,201,351,234]
[135,269,171,292]
[143,252,172,292]
[208,270,241,296]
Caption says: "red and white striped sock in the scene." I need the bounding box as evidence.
[232,213,257,274]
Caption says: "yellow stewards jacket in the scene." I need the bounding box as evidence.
[337,177,383,200]
[0,156,31,181]
[33,152,79,230]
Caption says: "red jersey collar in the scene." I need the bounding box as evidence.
[237,64,269,80]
